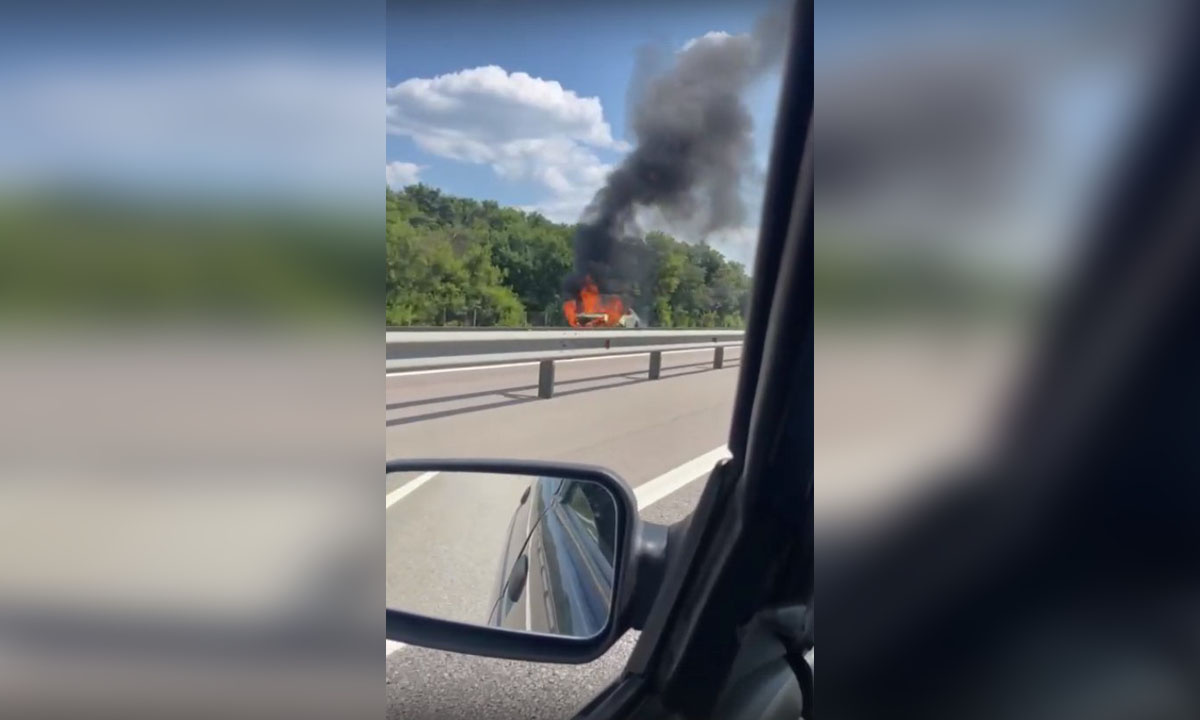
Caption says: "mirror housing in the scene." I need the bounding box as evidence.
[385,458,667,664]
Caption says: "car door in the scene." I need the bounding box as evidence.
[489,477,552,631]
[492,478,619,637]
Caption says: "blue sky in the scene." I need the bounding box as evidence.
[386,1,783,261]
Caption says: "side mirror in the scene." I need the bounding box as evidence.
[385,458,667,663]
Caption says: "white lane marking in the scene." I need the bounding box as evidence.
[385,473,435,655]
[385,446,730,659]
[385,471,438,509]
[635,445,731,510]
[386,347,737,377]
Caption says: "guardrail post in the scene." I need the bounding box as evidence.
[649,351,662,380]
[538,360,555,399]
[713,346,725,369]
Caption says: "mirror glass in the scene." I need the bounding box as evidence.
[386,470,620,639]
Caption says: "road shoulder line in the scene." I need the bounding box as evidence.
[385,471,439,509]
[634,445,730,510]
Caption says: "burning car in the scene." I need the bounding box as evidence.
[562,276,643,328]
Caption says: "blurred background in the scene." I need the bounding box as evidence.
[814,0,1176,530]
[816,1,1200,718]
[0,3,381,719]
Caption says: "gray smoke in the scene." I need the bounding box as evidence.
[566,5,789,296]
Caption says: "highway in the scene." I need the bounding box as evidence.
[385,346,743,720]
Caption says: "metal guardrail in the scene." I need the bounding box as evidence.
[386,329,744,399]
[386,328,744,342]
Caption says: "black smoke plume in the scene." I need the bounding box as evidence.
[565,5,789,299]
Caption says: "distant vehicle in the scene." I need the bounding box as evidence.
[488,476,617,637]
[563,276,642,328]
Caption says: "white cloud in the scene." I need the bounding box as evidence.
[385,161,422,189]
[518,187,601,224]
[681,30,734,53]
[387,65,629,219]
[388,65,625,149]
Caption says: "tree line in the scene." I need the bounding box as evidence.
[386,185,751,327]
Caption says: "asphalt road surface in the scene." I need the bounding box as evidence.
[386,347,742,720]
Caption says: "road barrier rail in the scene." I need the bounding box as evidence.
[386,329,744,399]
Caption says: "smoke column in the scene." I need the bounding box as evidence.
[566,4,790,296]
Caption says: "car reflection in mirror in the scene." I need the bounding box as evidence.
[488,476,618,638]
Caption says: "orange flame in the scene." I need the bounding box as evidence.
[563,276,625,327]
